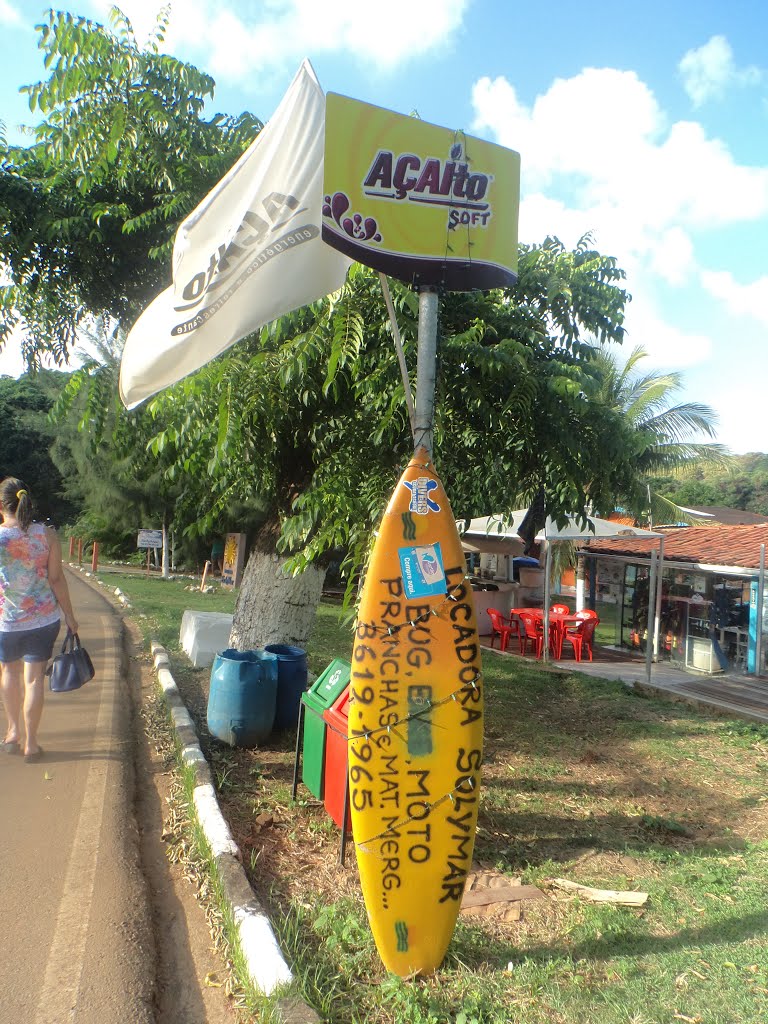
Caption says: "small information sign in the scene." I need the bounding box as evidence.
[221,533,247,587]
[137,529,163,549]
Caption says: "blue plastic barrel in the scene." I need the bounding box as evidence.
[264,643,308,732]
[207,648,277,747]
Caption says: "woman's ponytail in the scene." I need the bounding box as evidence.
[0,477,33,531]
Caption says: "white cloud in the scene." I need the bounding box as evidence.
[94,0,471,80]
[470,59,768,430]
[475,68,768,247]
[87,0,170,45]
[621,295,714,369]
[0,1,21,26]
[700,269,768,328]
[699,386,763,454]
[679,35,762,107]
[0,331,26,377]
[649,228,695,287]
[472,67,768,283]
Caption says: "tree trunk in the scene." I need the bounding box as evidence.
[229,548,327,651]
[161,518,170,579]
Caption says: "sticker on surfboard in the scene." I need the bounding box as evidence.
[403,476,441,514]
[398,542,446,599]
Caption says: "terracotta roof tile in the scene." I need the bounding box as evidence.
[583,524,768,570]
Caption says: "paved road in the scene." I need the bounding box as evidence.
[0,571,155,1024]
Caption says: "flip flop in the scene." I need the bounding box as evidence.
[2,740,21,755]
[24,748,44,764]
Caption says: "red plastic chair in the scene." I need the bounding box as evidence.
[565,608,598,640]
[561,618,598,662]
[516,611,545,658]
[488,608,517,653]
[550,603,571,614]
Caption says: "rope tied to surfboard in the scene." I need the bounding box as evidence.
[302,671,483,743]
[354,773,479,854]
[346,673,482,743]
[362,573,473,638]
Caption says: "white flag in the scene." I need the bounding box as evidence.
[119,60,351,409]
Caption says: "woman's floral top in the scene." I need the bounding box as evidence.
[0,523,61,631]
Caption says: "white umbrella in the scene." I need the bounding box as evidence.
[458,514,527,556]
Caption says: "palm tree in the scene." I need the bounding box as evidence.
[585,344,732,525]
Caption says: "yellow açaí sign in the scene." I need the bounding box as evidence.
[322,93,520,290]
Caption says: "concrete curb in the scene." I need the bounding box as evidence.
[149,642,295,997]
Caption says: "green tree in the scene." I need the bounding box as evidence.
[0,369,79,524]
[584,344,731,524]
[145,243,633,648]
[48,320,193,570]
[0,6,261,364]
[657,453,768,517]
[3,10,640,647]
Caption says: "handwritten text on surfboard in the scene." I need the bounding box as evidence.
[350,565,482,905]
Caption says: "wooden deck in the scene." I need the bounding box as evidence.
[643,670,768,725]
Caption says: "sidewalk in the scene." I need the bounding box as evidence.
[480,636,768,724]
[0,572,155,1024]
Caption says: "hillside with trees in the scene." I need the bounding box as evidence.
[654,453,768,516]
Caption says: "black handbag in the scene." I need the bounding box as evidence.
[47,631,95,693]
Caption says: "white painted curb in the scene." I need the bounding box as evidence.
[149,642,294,996]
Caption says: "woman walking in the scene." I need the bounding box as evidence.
[0,478,78,762]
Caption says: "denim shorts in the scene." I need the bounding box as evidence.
[0,620,62,663]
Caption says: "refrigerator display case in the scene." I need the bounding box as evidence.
[747,579,768,675]
[621,563,651,650]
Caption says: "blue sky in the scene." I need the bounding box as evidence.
[1,0,766,455]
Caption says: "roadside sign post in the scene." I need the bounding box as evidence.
[321,91,521,976]
[137,529,163,578]
[321,93,520,463]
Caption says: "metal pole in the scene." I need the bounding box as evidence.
[542,541,552,662]
[414,287,438,458]
[645,550,658,686]
[575,554,585,612]
[756,544,765,677]
[291,701,305,801]
[653,535,665,662]
[339,774,351,867]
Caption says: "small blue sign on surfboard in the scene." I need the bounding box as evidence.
[398,542,446,599]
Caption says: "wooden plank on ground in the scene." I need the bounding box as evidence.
[461,884,545,909]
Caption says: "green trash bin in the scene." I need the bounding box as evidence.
[301,658,351,799]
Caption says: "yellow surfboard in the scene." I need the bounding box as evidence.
[349,447,484,975]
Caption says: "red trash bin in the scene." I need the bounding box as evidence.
[322,685,352,831]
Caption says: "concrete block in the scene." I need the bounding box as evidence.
[180,610,233,668]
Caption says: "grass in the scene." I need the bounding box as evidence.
[95,568,237,650]
[104,569,768,1024]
